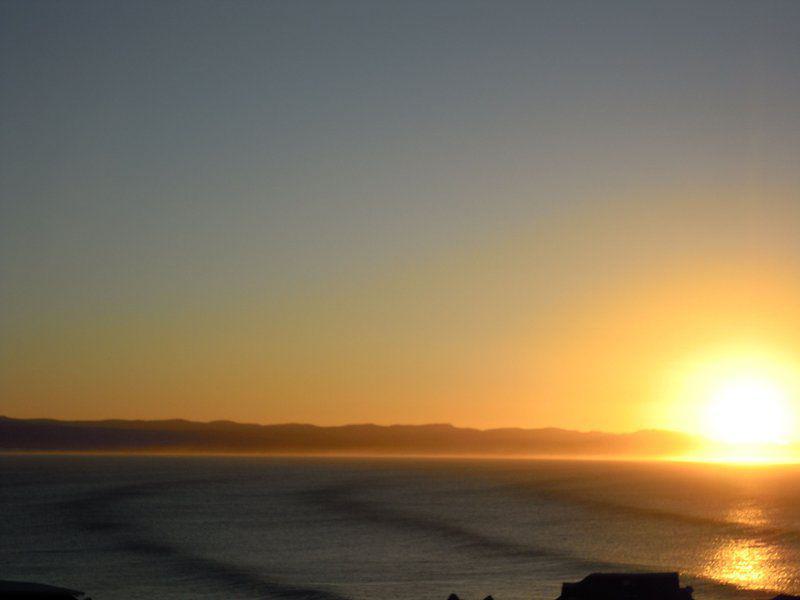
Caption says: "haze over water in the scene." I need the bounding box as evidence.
[4,455,800,600]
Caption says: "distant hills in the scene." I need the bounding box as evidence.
[0,416,703,457]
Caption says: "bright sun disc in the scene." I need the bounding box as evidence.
[705,375,792,445]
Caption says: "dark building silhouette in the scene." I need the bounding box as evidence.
[556,573,693,600]
[5,573,800,600]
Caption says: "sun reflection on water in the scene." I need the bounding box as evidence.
[704,539,774,589]
[727,505,768,528]
[702,506,791,592]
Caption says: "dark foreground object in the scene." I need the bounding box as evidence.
[557,573,693,600]
[4,573,800,600]
[452,572,795,600]
[0,581,89,600]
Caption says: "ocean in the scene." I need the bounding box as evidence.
[2,455,800,600]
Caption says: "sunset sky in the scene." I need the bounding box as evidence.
[2,1,800,437]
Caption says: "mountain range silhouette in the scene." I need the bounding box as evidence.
[0,416,701,457]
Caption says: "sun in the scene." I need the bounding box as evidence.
[704,375,793,445]
[659,345,800,455]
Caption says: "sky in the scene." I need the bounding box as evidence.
[2,1,800,434]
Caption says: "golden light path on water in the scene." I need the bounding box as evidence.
[701,506,792,593]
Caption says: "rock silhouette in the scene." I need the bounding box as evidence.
[0,580,89,599]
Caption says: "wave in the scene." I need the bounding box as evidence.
[53,472,790,600]
[296,481,646,571]
[296,479,787,599]
[57,479,350,600]
[503,480,800,545]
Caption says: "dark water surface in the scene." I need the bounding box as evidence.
[3,455,800,600]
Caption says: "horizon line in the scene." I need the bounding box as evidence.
[0,414,687,437]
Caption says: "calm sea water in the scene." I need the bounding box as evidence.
[2,456,800,600]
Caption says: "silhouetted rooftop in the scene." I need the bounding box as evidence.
[556,573,693,600]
